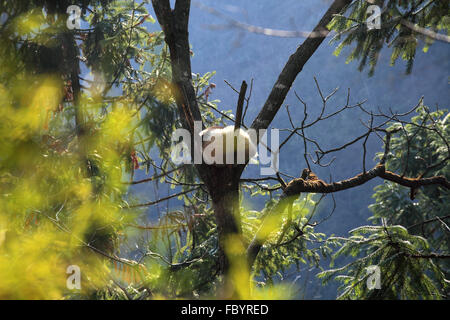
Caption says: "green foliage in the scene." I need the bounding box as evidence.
[0,0,447,300]
[0,0,182,298]
[252,196,320,283]
[370,106,449,247]
[329,0,449,75]
[318,224,447,299]
[319,107,449,299]
[231,193,337,294]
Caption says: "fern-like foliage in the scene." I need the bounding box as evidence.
[329,0,449,75]
[318,223,447,299]
[319,106,449,299]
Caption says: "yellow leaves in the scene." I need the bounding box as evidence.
[152,79,175,104]
[0,83,11,105]
[13,10,46,36]
[0,223,112,299]
[102,107,133,143]
[0,10,145,299]
[0,73,130,299]
[224,234,250,299]
[250,283,293,300]
[28,76,63,130]
[0,189,120,299]
[0,228,69,299]
[74,181,92,201]
[217,196,315,300]
[11,181,43,214]
[255,212,282,241]
[0,75,63,140]
[0,229,6,248]
[223,234,293,300]
[254,195,313,243]
[12,9,65,45]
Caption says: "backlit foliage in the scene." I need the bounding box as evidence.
[319,108,449,299]
[330,0,449,75]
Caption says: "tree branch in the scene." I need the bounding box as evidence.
[247,163,450,268]
[235,80,247,130]
[250,0,352,133]
[152,0,203,133]
[122,187,199,208]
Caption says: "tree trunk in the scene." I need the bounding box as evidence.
[202,165,245,297]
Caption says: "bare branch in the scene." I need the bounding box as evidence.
[250,0,352,133]
[235,81,247,130]
[124,165,185,185]
[152,0,203,133]
[400,19,450,43]
[122,187,199,209]
[242,79,253,127]
[194,1,334,39]
[247,159,450,268]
